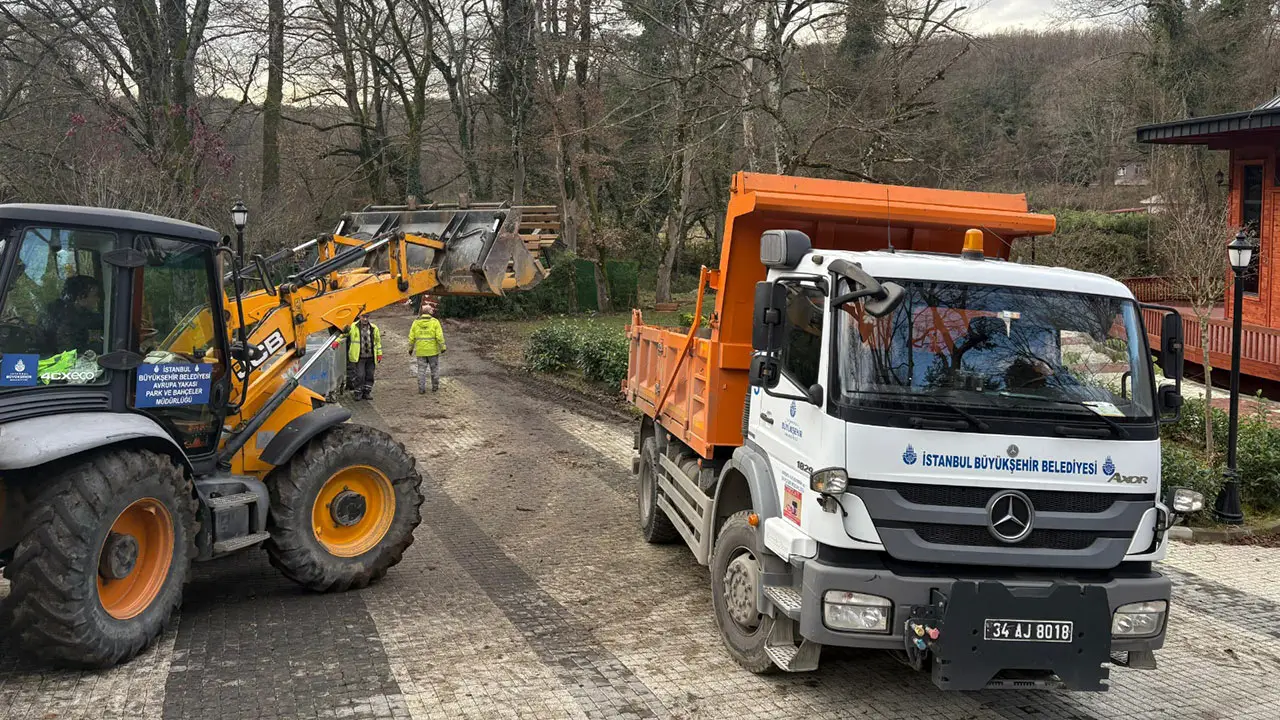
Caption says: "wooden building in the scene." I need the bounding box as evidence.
[1135,94,1280,382]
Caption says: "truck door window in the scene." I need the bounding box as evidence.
[0,226,113,385]
[781,283,825,389]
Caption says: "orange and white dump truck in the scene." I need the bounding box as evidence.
[623,172,1204,691]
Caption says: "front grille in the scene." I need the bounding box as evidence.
[889,483,1151,514]
[0,389,112,424]
[912,524,1103,550]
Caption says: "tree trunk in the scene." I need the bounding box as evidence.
[1200,314,1214,462]
[656,125,695,303]
[260,0,284,197]
[553,134,577,252]
[592,257,611,313]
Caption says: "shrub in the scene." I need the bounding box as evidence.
[1160,395,1280,513]
[577,329,630,385]
[1011,208,1156,279]
[524,321,581,373]
[523,321,630,387]
[1160,443,1222,504]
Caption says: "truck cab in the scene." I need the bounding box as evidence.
[744,228,1194,689]
[625,173,1202,691]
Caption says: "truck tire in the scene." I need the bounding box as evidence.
[3,449,195,668]
[710,510,776,674]
[637,437,679,543]
[265,424,423,592]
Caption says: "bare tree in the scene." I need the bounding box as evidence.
[1161,180,1234,459]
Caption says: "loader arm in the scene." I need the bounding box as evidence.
[216,203,556,476]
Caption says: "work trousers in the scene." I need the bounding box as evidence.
[349,356,376,398]
[416,355,440,392]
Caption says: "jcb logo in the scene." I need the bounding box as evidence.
[1108,473,1149,484]
[231,329,287,379]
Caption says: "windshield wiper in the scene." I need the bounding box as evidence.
[909,396,990,432]
[844,389,990,432]
[995,392,1129,439]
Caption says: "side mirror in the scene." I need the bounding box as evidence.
[864,281,905,318]
[806,383,824,406]
[748,354,780,389]
[760,229,811,270]
[253,253,278,296]
[1157,384,1182,423]
[1160,487,1204,532]
[752,281,787,353]
[1160,312,1183,382]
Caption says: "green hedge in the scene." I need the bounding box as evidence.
[524,321,630,387]
[1160,396,1280,514]
[1013,208,1156,279]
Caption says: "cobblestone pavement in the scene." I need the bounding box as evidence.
[4,309,1280,719]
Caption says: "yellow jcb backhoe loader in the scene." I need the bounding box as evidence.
[0,200,558,667]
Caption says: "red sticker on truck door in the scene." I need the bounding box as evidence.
[784,485,802,525]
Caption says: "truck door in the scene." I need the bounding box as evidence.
[749,281,828,525]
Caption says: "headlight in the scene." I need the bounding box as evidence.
[1171,488,1204,514]
[1112,600,1167,638]
[823,590,891,632]
[810,468,848,495]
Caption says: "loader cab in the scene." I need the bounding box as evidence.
[0,205,232,460]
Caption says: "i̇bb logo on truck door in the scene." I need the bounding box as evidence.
[231,330,287,379]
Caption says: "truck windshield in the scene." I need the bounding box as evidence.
[836,279,1155,423]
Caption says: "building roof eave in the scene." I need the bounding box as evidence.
[1136,107,1280,145]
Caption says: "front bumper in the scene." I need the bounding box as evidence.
[786,551,1170,689]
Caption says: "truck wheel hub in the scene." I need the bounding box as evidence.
[99,531,140,580]
[723,552,761,629]
[330,490,367,527]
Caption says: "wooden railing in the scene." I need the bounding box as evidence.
[1122,276,1187,304]
[1142,307,1280,382]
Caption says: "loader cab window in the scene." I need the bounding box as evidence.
[0,226,113,386]
[780,283,825,389]
[131,236,227,454]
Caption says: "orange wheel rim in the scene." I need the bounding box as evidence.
[97,498,174,620]
[311,465,396,557]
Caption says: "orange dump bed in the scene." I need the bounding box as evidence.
[624,172,1056,459]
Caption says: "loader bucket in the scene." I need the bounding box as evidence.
[342,203,557,296]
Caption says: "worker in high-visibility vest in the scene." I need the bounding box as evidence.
[346,314,383,400]
[408,301,446,394]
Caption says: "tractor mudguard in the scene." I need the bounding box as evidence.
[0,412,189,472]
[258,404,352,467]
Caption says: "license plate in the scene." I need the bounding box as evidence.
[983,619,1073,643]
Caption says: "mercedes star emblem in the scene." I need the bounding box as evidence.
[987,491,1034,543]
[1007,444,1019,458]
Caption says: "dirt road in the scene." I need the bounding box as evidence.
[2,307,1280,719]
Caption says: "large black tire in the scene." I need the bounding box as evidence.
[637,437,679,544]
[3,449,196,668]
[265,424,423,591]
[710,510,776,674]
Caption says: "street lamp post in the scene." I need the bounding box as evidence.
[1214,230,1256,525]
[231,199,249,259]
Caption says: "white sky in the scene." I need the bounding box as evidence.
[964,0,1077,33]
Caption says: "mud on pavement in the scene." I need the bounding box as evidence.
[3,306,1280,719]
